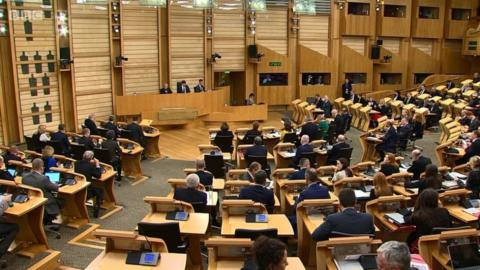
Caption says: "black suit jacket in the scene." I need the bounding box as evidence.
[22,171,59,215]
[78,136,95,151]
[0,170,14,193]
[300,122,318,140]
[194,84,205,92]
[245,145,267,159]
[446,82,455,90]
[289,168,307,180]
[327,142,350,163]
[397,125,412,140]
[312,208,375,241]
[102,121,120,137]
[322,102,332,117]
[196,170,213,186]
[378,126,398,153]
[177,85,191,93]
[380,163,400,176]
[75,160,102,182]
[127,123,145,146]
[333,115,346,135]
[51,131,70,154]
[407,156,432,180]
[342,83,352,99]
[404,96,415,105]
[464,139,480,162]
[174,188,207,205]
[295,143,314,164]
[239,185,275,213]
[3,153,24,169]
[84,118,98,135]
[101,139,121,162]
[159,88,172,94]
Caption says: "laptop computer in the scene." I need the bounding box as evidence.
[45,172,61,185]
[448,243,480,270]
[7,169,16,177]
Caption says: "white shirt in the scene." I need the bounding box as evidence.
[39,133,50,142]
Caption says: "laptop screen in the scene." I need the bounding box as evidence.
[45,172,61,184]
[7,169,16,177]
[449,243,480,270]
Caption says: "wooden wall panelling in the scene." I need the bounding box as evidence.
[341,44,373,93]
[441,39,471,74]
[412,0,446,39]
[9,2,62,138]
[0,36,18,144]
[256,8,288,55]
[377,0,412,37]
[169,5,205,88]
[342,0,376,36]
[342,36,367,56]
[373,46,408,91]
[71,3,113,129]
[299,15,329,56]
[122,4,160,95]
[407,39,441,87]
[212,10,245,71]
[445,0,478,39]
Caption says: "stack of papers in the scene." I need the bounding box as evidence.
[462,208,480,217]
[442,181,459,189]
[354,189,370,199]
[449,172,467,179]
[384,213,405,225]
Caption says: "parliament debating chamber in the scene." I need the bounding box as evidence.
[3,0,480,269]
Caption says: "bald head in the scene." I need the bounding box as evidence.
[195,159,205,170]
[412,149,422,160]
[337,135,345,143]
[32,158,44,172]
[300,135,309,145]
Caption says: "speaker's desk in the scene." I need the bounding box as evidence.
[118,138,145,181]
[142,125,162,158]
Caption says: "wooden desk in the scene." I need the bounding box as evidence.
[142,125,162,158]
[221,214,293,237]
[183,169,226,190]
[439,189,477,227]
[92,163,123,218]
[118,138,145,182]
[273,143,296,169]
[223,181,281,211]
[359,106,372,132]
[197,144,232,161]
[142,197,208,267]
[0,180,48,258]
[166,179,218,207]
[236,144,274,169]
[359,132,382,162]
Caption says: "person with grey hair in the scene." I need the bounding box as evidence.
[289,158,310,180]
[294,135,314,165]
[407,149,431,180]
[84,113,98,135]
[299,115,317,142]
[173,173,207,207]
[195,159,213,187]
[245,136,268,162]
[78,127,95,151]
[375,119,398,162]
[326,134,351,165]
[376,241,411,270]
[75,150,104,217]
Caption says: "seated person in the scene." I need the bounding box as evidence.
[2,145,26,168]
[177,80,190,93]
[407,149,432,180]
[341,108,352,132]
[375,120,398,161]
[246,93,255,105]
[102,116,120,138]
[32,125,48,152]
[0,194,19,268]
[41,145,57,173]
[0,157,14,193]
[245,121,262,142]
[51,124,70,154]
[312,188,375,241]
[410,114,424,140]
[332,158,354,182]
[321,96,332,117]
[74,151,104,218]
[214,122,234,153]
[289,158,310,180]
[280,119,296,143]
[294,135,314,165]
[396,118,412,150]
[127,118,146,148]
[456,130,480,165]
[38,124,50,142]
[406,164,442,193]
[379,153,400,177]
[101,130,122,182]
[252,236,288,270]
[316,114,329,140]
[326,135,350,165]
[193,79,205,92]
[241,161,261,182]
[331,109,346,135]
[22,159,61,224]
[239,170,274,213]
[77,127,95,151]
[173,174,207,206]
[376,241,413,270]
[404,92,415,105]
[405,189,451,248]
[370,172,393,200]
[194,159,213,187]
[245,136,267,160]
[84,114,99,136]
[467,156,480,199]
[159,82,172,94]
[299,116,318,141]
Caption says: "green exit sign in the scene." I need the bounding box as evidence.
[269,61,282,67]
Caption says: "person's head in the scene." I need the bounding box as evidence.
[305,168,318,184]
[37,124,47,134]
[469,156,480,169]
[42,145,54,158]
[249,93,255,99]
[400,118,408,126]
[331,109,338,117]
[108,115,115,122]
[336,134,345,144]
[376,241,411,270]
[386,119,393,128]
[474,72,479,78]
[58,124,65,132]
[9,145,20,155]
[283,119,293,131]
[248,161,261,174]
[254,170,268,186]
[252,236,288,270]
[181,80,187,85]
[424,164,439,178]
[106,130,115,140]
[220,122,229,132]
[336,158,349,171]
[32,158,44,173]
[473,130,480,140]
[300,135,309,145]
[411,149,422,161]
[384,153,397,165]
[345,78,350,83]
[324,95,330,101]
[198,79,204,85]
[252,121,259,131]
[415,188,439,210]
[163,82,169,88]
[82,127,91,137]
[373,172,391,196]
[339,188,356,209]
[299,158,310,169]
[88,113,96,120]
[195,159,206,170]
[254,136,263,146]
[83,150,95,161]
[186,173,200,189]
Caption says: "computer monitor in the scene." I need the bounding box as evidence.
[448,243,480,270]
[45,172,61,185]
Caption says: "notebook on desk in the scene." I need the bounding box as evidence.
[384,213,406,225]
[448,243,480,270]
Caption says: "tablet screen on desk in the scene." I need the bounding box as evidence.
[7,169,16,177]
[166,211,189,221]
[45,172,61,184]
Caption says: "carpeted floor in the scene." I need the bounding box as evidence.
[8,126,441,269]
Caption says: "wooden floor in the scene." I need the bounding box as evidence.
[158,111,286,161]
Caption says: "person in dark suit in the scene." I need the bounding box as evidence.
[294,135,314,165]
[456,131,480,165]
[159,82,172,94]
[469,114,480,132]
[407,149,432,180]
[241,161,261,182]
[326,135,351,165]
[467,156,480,199]
[299,116,318,141]
[50,124,70,155]
[341,108,352,132]
[245,121,262,142]
[22,159,61,223]
[312,188,375,241]
[289,158,310,180]
[375,120,398,161]
[195,159,213,187]
[351,91,361,104]
[102,116,120,138]
[177,80,190,93]
[366,97,378,109]
[379,153,400,177]
[392,90,403,102]
[418,84,427,95]
[101,130,122,182]
[359,94,368,106]
[0,157,14,193]
[426,101,442,129]
[174,174,207,207]
[84,114,98,135]
[75,151,104,218]
[321,96,332,117]
[245,136,268,161]
[78,128,95,151]
[3,145,26,169]
[239,170,274,213]
[193,79,205,92]
[0,194,19,267]
[397,118,412,150]
[403,92,415,105]
[214,122,234,153]
[342,78,352,100]
[127,119,146,157]
[446,80,455,90]
[404,189,451,247]
[473,73,480,83]
[331,109,346,135]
